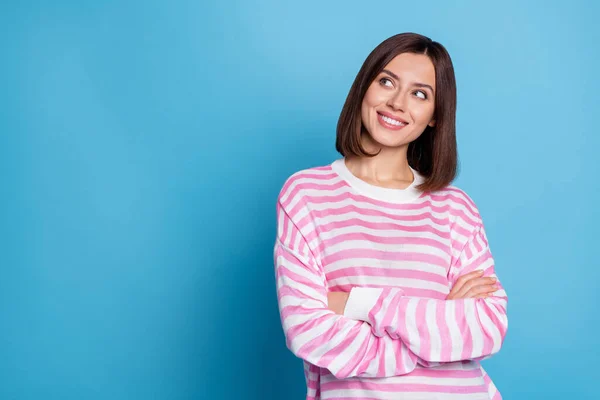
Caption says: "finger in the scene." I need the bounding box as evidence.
[462,284,498,299]
[447,270,484,299]
[447,271,490,300]
[452,277,496,299]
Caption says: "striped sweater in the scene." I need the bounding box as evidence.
[274,158,508,400]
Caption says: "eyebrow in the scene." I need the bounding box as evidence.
[381,69,434,93]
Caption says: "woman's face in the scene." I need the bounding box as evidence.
[361,52,436,149]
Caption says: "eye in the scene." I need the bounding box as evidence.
[414,90,428,100]
[379,77,393,88]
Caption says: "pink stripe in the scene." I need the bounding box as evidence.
[283,180,347,211]
[297,190,480,228]
[368,287,390,324]
[323,398,382,400]
[380,290,404,339]
[277,284,319,306]
[452,223,473,239]
[480,315,495,361]
[320,380,487,394]
[298,317,354,360]
[457,301,474,359]
[471,251,492,270]
[312,216,448,239]
[317,232,452,257]
[331,332,376,378]
[330,284,447,300]
[276,254,322,290]
[280,170,338,198]
[485,299,509,337]
[280,304,321,320]
[315,322,362,367]
[326,267,448,286]
[393,339,409,375]
[409,367,483,378]
[429,190,479,217]
[415,300,431,360]
[279,204,290,244]
[298,238,307,255]
[289,223,298,248]
[377,339,387,376]
[473,232,483,253]
[308,203,451,226]
[304,184,479,219]
[323,248,448,268]
[436,300,452,361]
[482,369,503,400]
[308,185,427,211]
[452,255,492,279]
[279,170,328,194]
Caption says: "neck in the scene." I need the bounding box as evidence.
[345,134,413,188]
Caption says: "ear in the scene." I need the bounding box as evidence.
[428,119,436,127]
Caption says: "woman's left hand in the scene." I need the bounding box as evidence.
[327,291,350,315]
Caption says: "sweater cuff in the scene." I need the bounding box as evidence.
[343,287,384,322]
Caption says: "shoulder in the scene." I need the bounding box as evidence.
[427,184,484,229]
[277,162,337,206]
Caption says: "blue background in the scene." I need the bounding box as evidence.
[1,1,598,399]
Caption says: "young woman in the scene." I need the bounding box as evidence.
[274,32,507,400]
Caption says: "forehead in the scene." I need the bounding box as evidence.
[382,53,436,88]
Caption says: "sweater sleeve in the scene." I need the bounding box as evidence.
[343,223,508,363]
[275,199,425,379]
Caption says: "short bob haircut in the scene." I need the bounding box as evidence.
[336,32,457,192]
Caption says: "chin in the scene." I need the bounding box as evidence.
[369,130,412,149]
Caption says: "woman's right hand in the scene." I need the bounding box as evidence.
[446,270,498,300]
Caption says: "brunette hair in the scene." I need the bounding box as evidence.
[335,32,457,192]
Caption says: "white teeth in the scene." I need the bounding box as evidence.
[381,114,406,126]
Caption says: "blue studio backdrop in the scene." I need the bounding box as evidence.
[1,1,598,399]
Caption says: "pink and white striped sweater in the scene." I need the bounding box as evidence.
[274,158,508,400]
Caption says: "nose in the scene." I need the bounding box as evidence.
[387,90,406,111]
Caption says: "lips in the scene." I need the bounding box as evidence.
[377,112,408,130]
[378,111,408,124]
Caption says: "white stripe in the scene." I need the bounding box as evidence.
[309,201,452,229]
[446,300,463,361]
[276,253,324,289]
[313,209,452,232]
[311,224,453,250]
[279,172,338,205]
[321,373,486,386]
[292,231,303,253]
[287,192,481,233]
[464,300,484,358]
[324,240,451,262]
[384,339,396,376]
[476,300,502,354]
[291,314,349,356]
[324,257,447,276]
[405,298,421,355]
[291,180,482,223]
[321,389,489,400]
[323,324,372,376]
[327,276,448,294]
[426,300,442,361]
[401,341,417,373]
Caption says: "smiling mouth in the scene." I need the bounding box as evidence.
[377,112,408,128]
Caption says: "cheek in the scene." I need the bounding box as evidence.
[363,86,387,108]
[361,94,378,119]
[412,104,435,124]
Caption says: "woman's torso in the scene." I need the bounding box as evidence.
[296,159,496,399]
